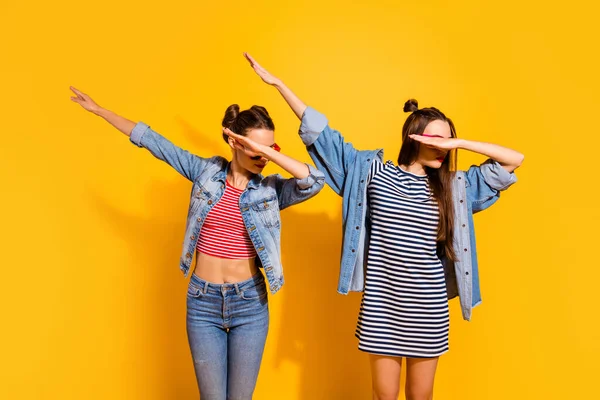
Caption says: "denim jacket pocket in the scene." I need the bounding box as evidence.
[189,183,212,215]
[250,196,280,228]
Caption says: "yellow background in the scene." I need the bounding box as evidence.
[1,1,598,399]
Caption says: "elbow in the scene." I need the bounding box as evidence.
[515,152,525,169]
[507,152,525,172]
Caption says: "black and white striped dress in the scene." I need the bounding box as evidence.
[355,160,449,358]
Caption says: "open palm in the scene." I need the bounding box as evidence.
[223,128,266,158]
[70,87,101,114]
[244,53,281,86]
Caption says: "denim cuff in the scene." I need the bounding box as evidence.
[295,164,324,190]
[479,158,518,190]
[299,107,328,147]
[130,122,150,147]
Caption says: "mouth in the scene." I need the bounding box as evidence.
[436,157,445,163]
[255,163,267,169]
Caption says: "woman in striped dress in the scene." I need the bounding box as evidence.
[245,53,524,400]
[357,154,450,359]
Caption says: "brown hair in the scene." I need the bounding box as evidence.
[222,104,275,143]
[398,99,458,261]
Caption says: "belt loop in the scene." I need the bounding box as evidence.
[203,280,209,294]
[234,282,241,295]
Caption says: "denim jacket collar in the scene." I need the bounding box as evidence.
[211,162,264,190]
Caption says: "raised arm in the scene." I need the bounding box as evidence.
[244,53,307,120]
[222,127,311,179]
[222,128,325,209]
[409,134,525,173]
[410,134,524,212]
[70,87,136,135]
[243,54,373,196]
[70,87,208,181]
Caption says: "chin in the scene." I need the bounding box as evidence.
[424,160,444,169]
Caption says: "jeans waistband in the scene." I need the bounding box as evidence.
[189,272,265,295]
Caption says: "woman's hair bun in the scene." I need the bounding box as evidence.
[222,104,240,128]
[250,105,270,117]
[403,99,419,113]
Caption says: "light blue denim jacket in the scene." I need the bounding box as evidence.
[130,122,326,294]
[298,107,517,320]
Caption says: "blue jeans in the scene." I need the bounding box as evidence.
[186,272,269,399]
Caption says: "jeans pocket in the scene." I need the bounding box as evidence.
[187,281,203,298]
[240,280,268,300]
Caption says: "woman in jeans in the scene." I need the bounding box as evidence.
[244,54,524,400]
[70,86,325,399]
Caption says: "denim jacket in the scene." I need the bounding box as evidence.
[130,122,326,294]
[298,107,517,320]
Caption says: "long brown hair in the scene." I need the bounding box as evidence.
[398,99,458,261]
[221,104,275,142]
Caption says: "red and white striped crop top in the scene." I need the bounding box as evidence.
[196,181,257,259]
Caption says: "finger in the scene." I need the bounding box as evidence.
[409,135,426,142]
[222,127,240,139]
[244,52,256,67]
[69,88,85,100]
[70,86,86,98]
[234,143,249,153]
[246,53,265,72]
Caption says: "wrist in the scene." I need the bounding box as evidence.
[455,138,470,149]
[273,79,285,90]
[93,106,106,117]
[260,145,275,160]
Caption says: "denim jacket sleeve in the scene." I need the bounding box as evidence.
[266,164,325,211]
[298,107,359,196]
[130,122,209,182]
[465,159,518,213]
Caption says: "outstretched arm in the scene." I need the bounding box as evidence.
[70,86,208,181]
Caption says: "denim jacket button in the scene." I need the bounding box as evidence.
[186,252,192,258]
[464,248,468,252]
[208,200,213,205]
[460,200,464,203]
[197,217,202,222]
[190,235,196,241]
